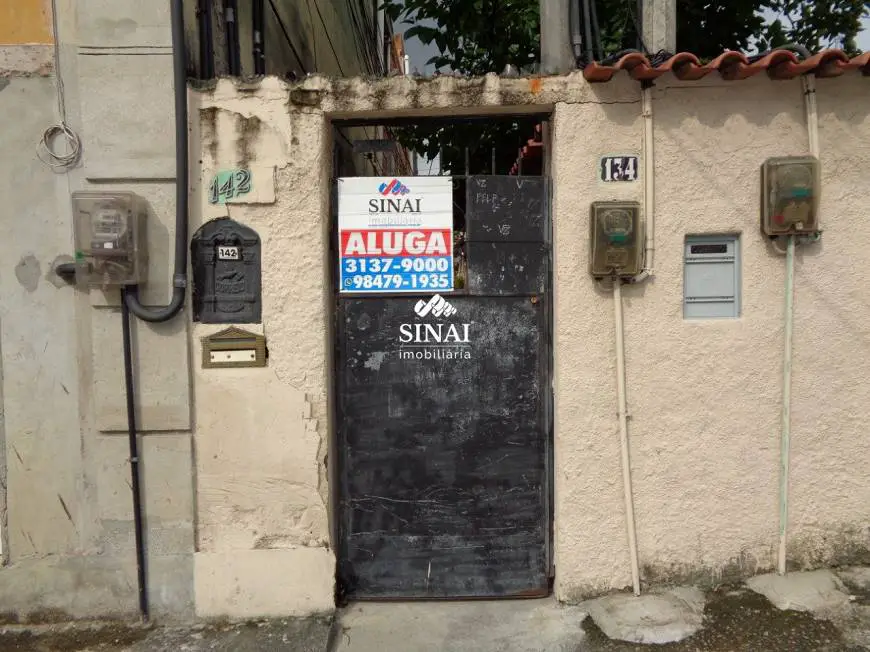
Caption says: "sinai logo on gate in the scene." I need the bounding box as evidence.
[399,295,471,360]
[378,179,411,196]
[414,294,457,318]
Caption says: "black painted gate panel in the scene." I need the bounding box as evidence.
[336,176,551,599]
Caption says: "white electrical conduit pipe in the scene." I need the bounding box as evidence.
[622,82,656,593]
[609,82,654,597]
[632,85,656,283]
[613,275,642,596]
[778,73,820,576]
[778,234,795,576]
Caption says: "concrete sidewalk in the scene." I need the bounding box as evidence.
[332,599,588,652]
[331,588,864,652]
[1,567,868,651]
[332,567,870,652]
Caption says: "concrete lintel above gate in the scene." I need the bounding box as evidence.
[198,72,639,124]
[320,73,637,121]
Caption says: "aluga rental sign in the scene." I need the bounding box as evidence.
[337,176,454,293]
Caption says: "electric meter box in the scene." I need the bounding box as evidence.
[589,200,643,278]
[761,156,820,236]
[72,191,148,287]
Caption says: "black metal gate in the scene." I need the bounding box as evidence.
[335,175,551,599]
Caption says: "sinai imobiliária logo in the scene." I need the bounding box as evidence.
[378,179,411,196]
[414,294,457,318]
[399,295,470,360]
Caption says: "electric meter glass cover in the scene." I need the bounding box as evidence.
[72,192,148,287]
[589,201,642,278]
[761,156,820,236]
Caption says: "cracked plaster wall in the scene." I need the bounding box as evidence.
[0,0,54,77]
[190,78,334,617]
[192,71,869,611]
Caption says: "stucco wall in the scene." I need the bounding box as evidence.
[189,78,334,618]
[192,70,868,609]
[789,74,870,566]
[183,74,588,616]
[552,74,870,599]
[551,87,646,597]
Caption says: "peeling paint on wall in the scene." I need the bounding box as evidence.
[200,106,220,165]
[14,254,41,292]
[0,45,53,77]
[198,104,289,172]
[235,113,262,168]
[189,72,870,613]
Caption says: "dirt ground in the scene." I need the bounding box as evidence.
[0,582,867,651]
[0,617,332,652]
[581,586,869,652]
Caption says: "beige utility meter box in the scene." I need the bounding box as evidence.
[589,201,642,278]
[72,191,148,287]
[761,156,820,236]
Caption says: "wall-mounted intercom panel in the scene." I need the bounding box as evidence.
[589,201,642,278]
[761,156,820,236]
[72,191,148,287]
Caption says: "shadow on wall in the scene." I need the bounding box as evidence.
[653,78,806,130]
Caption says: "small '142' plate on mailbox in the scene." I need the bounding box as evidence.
[218,246,240,260]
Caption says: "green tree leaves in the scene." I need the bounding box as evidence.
[385,0,868,72]
[381,0,868,174]
[760,0,869,54]
[384,0,540,75]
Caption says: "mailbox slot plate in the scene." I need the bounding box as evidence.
[202,327,267,368]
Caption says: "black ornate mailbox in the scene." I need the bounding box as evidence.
[191,218,262,323]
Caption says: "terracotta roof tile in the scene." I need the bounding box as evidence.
[846,51,870,72]
[582,48,869,83]
[509,124,543,176]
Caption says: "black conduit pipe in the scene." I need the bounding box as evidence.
[198,0,215,79]
[750,42,812,62]
[253,0,266,75]
[225,0,241,76]
[637,0,643,51]
[581,0,594,64]
[121,0,191,621]
[124,0,189,322]
[121,288,149,621]
[589,0,603,62]
[569,0,583,62]
[601,48,641,66]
